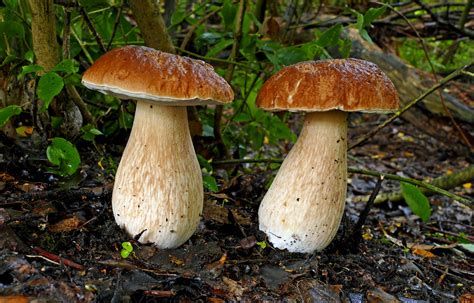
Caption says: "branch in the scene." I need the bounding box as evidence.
[353,165,474,205]
[348,63,472,150]
[211,158,473,208]
[213,0,246,158]
[79,5,107,53]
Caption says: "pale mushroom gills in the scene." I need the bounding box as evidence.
[256,58,399,253]
[82,46,233,248]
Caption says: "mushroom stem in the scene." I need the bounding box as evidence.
[258,110,348,253]
[112,101,203,248]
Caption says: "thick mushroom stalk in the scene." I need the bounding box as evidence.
[113,101,203,248]
[258,111,347,253]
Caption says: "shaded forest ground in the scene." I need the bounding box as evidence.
[1,111,472,302]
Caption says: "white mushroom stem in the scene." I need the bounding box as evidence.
[258,110,348,253]
[112,101,203,248]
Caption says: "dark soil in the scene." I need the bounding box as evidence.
[0,114,472,302]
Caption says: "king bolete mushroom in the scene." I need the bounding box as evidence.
[257,58,399,253]
[82,46,233,248]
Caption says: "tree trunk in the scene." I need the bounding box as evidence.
[29,0,60,72]
[129,0,175,53]
[28,0,82,137]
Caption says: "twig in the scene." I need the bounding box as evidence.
[353,164,474,205]
[179,7,222,50]
[211,158,473,208]
[97,259,178,276]
[106,4,123,51]
[349,167,473,209]
[79,5,107,53]
[413,0,474,39]
[65,84,95,125]
[351,175,384,241]
[404,1,473,149]
[176,48,253,70]
[349,63,472,150]
[32,247,85,270]
[213,0,246,158]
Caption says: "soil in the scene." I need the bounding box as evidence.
[0,114,472,302]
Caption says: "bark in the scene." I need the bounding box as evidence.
[129,0,175,53]
[28,0,82,137]
[28,0,60,72]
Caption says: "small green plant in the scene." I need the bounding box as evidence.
[256,240,267,249]
[46,137,81,176]
[0,105,22,127]
[120,241,134,258]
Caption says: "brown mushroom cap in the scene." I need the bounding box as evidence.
[82,46,234,105]
[257,58,399,112]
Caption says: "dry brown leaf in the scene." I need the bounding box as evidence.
[222,276,245,299]
[168,255,185,266]
[49,217,83,233]
[0,295,30,303]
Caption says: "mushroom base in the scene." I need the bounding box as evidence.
[112,101,203,248]
[258,111,348,253]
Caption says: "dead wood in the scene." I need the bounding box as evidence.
[353,164,474,205]
[344,29,473,151]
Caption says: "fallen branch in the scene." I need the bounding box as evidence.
[348,63,472,150]
[32,247,85,270]
[211,158,473,208]
[353,165,474,205]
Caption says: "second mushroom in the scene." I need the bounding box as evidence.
[257,59,399,253]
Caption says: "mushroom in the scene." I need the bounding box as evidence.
[256,58,399,253]
[82,46,233,248]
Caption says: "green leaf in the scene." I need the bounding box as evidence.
[233,112,252,123]
[18,64,43,79]
[276,47,307,66]
[206,39,233,57]
[359,28,373,43]
[81,124,103,141]
[4,0,18,9]
[51,59,79,74]
[339,38,352,58]
[24,50,34,63]
[0,21,25,40]
[315,24,343,48]
[356,13,364,31]
[256,241,267,249]
[203,175,218,192]
[120,250,131,258]
[0,105,22,127]
[220,0,237,30]
[197,154,213,172]
[171,0,187,26]
[401,182,431,222]
[46,137,81,176]
[458,243,474,253]
[363,5,387,27]
[37,72,64,111]
[121,241,133,252]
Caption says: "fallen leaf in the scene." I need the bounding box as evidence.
[411,248,436,258]
[222,276,245,299]
[0,296,30,303]
[49,216,83,233]
[169,255,185,266]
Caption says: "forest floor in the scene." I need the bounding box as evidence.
[0,113,472,302]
